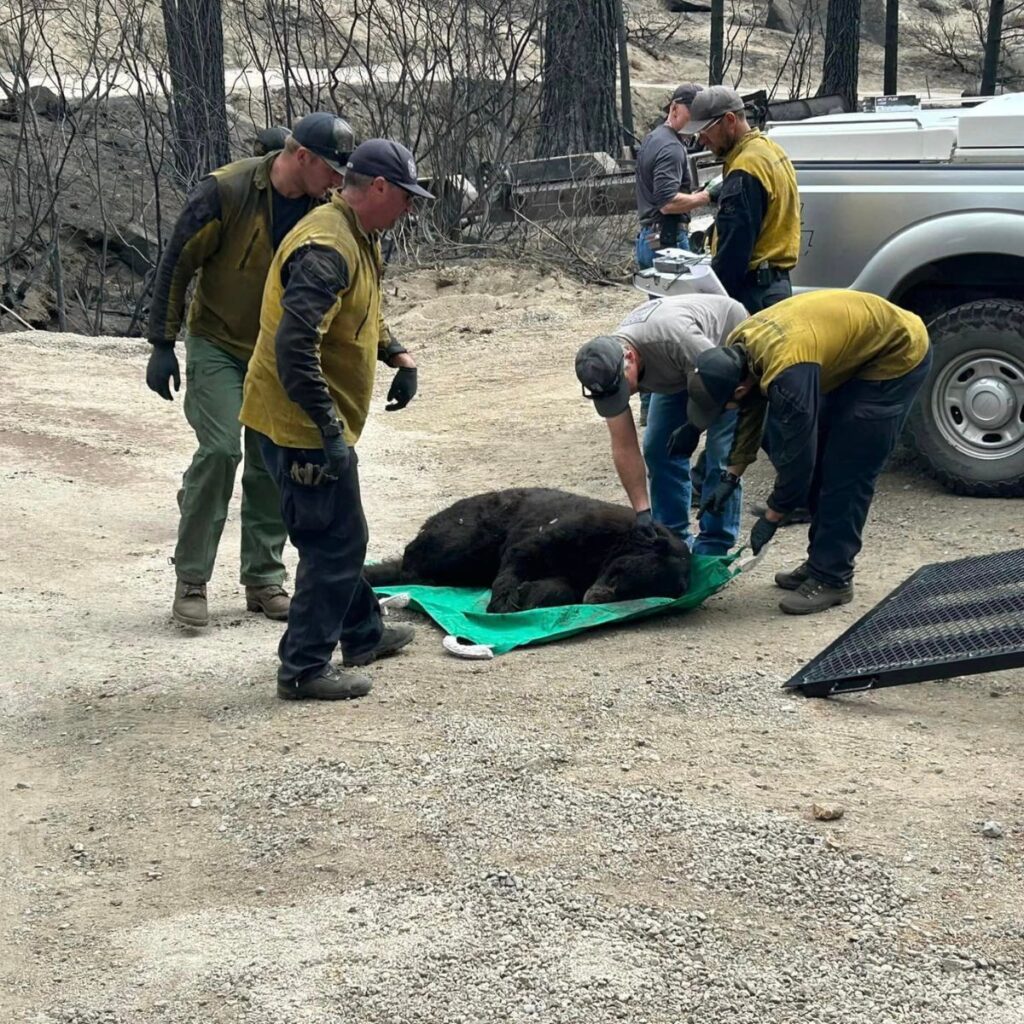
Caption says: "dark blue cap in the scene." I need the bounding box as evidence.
[346,139,435,199]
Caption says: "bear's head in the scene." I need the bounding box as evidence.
[582,529,692,604]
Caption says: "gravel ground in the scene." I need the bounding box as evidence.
[1,262,1022,1023]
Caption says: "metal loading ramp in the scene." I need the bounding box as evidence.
[785,548,1024,697]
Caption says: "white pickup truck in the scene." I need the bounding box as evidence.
[639,93,1024,498]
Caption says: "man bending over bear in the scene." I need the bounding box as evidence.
[575,293,748,555]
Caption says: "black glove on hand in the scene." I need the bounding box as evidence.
[146,344,181,401]
[634,508,658,542]
[698,470,740,517]
[750,513,780,555]
[666,423,701,460]
[385,366,418,411]
[318,427,350,483]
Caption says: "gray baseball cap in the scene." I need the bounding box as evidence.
[681,86,746,135]
[685,345,748,430]
[662,82,703,113]
[576,336,629,418]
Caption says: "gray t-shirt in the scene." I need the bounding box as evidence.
[635,124,692,225]
[613,294,749,394]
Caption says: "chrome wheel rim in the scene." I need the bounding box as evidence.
[931,348,1024,461]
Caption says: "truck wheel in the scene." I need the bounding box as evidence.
[906,299,1024,497]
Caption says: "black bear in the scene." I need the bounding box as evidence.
[365,487,692,612]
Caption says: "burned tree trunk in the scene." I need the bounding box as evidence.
[981,0,1006,95]
[535,0,620,158]
[710,0,725,84]
[818,0,862,112]
[883,0,898,95]
[161,0,231,185]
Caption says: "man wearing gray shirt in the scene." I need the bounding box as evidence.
[575,294,747,555]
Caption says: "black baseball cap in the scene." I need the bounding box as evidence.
[685,345,748,430]
[346,139,435,199]
[663,82,703,113]
[291,112,355,174]
[681,86,747,135]
[576,336,629,418]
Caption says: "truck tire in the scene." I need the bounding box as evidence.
[905,298,1024,497]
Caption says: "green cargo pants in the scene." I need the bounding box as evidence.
[174,334,287,586]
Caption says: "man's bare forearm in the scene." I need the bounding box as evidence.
[609,418,650,512]
[660,190,710,216]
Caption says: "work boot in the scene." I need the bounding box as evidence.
[779,577,854,615]
[343,624,416,667]
[750,502,812,526]
[774,561,811,591]
[172,579,209,628]
[277,664,373,701]
[246,583,290,621]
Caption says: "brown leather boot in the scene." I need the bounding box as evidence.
[173,580,209,628]
[246,584,290,621]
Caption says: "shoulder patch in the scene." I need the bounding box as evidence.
[619,300,662,327]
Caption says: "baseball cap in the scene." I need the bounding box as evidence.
[681,85,747,135]
[685,345,748,430]
[346,139,435,199]
[254,125,290,156]
[576,336,629,418]
[663,82,703,113]
[291,112,355,174]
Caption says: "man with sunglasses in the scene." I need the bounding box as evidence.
[682,86,800,315]
[240,139,434,701]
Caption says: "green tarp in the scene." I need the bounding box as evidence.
[374,553,741,655]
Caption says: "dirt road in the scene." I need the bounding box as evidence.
[2,264,1022,1023]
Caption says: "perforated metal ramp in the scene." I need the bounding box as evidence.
[785,548,1024,697]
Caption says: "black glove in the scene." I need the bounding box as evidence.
[666,423,701,460]
[146,343,180,401]
[698,470,741,517]
[634,508,658,542]
[750,513,780,555]
[317,426,350,482]
[385,366,418,411]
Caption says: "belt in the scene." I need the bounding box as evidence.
[640,213,691,228]
[744,265,790,283]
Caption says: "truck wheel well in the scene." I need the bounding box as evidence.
[891,253,1024,321]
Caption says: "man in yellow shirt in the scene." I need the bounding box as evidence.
[686,290,932,615]
[240,139,433,700]
[683,86,800,314]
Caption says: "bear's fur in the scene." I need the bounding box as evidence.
[365,487,692,612]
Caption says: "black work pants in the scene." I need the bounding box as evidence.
[805,352,932,588]
[258,434,383,685]
[735,271,791,315]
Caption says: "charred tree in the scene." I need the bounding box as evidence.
[818,0,862,112]
[883,0,898,94]
[710,0,725,84]
[981,0,1006,94]
[535,0,620,157]
[161,0,231,184]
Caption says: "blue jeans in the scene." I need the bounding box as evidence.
[257,435,383,685]
[634,222,690,270]
[642,392,741,555]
